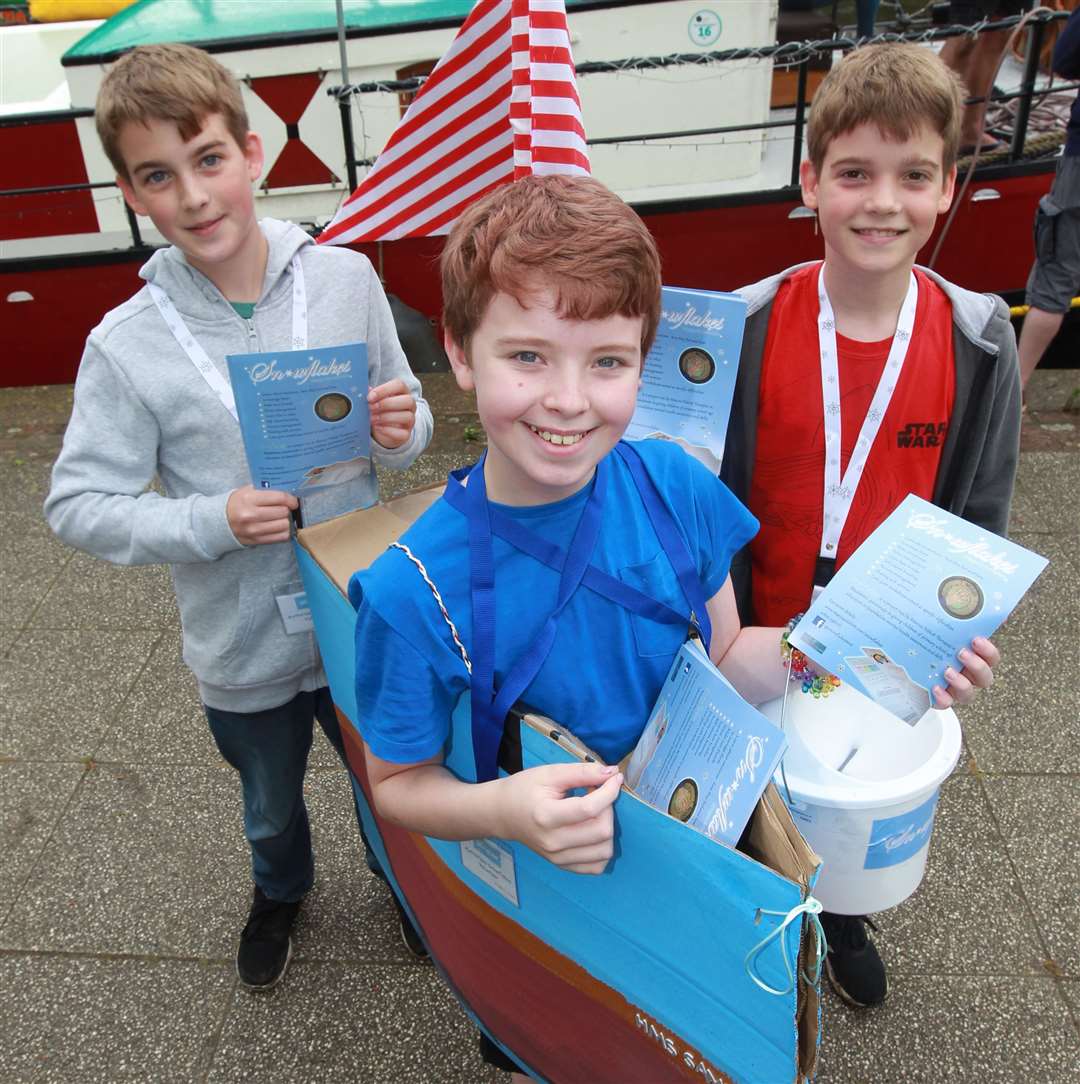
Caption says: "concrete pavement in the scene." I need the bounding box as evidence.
[2,371,1077,1082]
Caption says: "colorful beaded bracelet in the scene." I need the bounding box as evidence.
[781,614,841,699]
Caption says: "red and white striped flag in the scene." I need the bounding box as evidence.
[318,0,588,247]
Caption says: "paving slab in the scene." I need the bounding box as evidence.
[0,755,406,964]
[981,776,1080,977]
[292,769,428,966]
[1005,531,1080,623]
[0,499,72,629]
[205,961,493,1083]
[95,631,226,767]
[31,550,180,632]
[0,760,85,916]
[1013,452,1080,539]
[0,761,248,958]
[0,955,233,1083]
[872,775,1045,977]
[957,610,1080,775]
[1024,369,1080,415]
[0,626,20,660]
[376,449,481,503]
[96,632,350,771]
[1,629,161,760]
[1008,472,1057,535]
[1062,979,1080,1023]
[814,976,1080,1083]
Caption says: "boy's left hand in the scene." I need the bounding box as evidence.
[932,636,1000,709]
[369,378,417,449]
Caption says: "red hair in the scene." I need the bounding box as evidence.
[441,175,662,355]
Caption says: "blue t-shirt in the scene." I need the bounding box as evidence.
[351,440,758,766]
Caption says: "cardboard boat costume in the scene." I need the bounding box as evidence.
[296,442,824,1083]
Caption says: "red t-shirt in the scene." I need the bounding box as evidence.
[748,264,955,627]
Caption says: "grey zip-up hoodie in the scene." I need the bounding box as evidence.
[720,262,1022,624]
[45,218,433,711]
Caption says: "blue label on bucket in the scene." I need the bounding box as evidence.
[864,790,939,869]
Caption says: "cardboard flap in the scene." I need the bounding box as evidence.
[745,783,820,892]
[297,483,443,595]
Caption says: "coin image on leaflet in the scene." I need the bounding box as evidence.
[937,575,984,619]
[667,778,698,822]
[678,347,715,385]
[314,392,352,422]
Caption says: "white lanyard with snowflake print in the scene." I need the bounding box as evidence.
[814,265,918,589]
[147,254,308,423]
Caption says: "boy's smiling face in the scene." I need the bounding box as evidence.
[116,112,264,293]
[800,121,956,285]
[447,285,643,506]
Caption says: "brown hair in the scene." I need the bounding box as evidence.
[441,175,662,356]
[96,43,249,178]
[807,44,965,173]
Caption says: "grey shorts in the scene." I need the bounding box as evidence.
[1026,155,1080,314]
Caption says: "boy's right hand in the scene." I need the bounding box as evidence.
[499,762,623,875]
[226,485,299,545]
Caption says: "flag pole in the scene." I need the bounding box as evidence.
[335,0,359,192]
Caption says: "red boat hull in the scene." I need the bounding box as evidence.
[0,164,1053,388]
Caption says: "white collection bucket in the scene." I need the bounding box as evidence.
[759,684,962,914]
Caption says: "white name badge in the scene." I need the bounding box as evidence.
[460,838,519,907]
[275,590,314,635]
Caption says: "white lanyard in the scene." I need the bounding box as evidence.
[148,254,308,422]
[816,266,918,566]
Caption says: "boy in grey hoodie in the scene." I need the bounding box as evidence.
[44,44,433,989]
[721,45,1014,1011]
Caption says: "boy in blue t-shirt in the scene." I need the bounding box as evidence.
[351,175,791,1076]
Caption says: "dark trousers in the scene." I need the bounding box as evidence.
[205,686,378,902]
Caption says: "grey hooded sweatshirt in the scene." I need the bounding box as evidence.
[720,262,1022,625]
[45,218,433,711]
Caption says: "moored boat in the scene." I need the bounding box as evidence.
[1,0,1073,386]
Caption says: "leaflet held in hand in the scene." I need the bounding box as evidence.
[625,286,747,473]
[226,343,371,495]
[624,639,787,847]
[788,495,1048,723]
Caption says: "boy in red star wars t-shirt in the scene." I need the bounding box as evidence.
[721,45,1020,1011]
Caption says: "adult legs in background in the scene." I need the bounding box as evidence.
[1018,307,1065,389]
[1020,158,1080,389]
[940,1,1029,151]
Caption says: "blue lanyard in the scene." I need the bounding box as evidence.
[612,442,711,649]
[464,452,608,783]
[458,441,712,783]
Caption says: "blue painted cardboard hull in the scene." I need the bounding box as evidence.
[295,517,822,1084]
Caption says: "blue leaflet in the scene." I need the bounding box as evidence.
[624,286,747,472]
[790,494,1049,724]
[226,342,370,493]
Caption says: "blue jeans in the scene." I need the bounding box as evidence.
[205,687,379,902]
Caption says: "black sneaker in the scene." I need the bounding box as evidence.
[237,886,301,989]
[391,895,428,960]
[819,912,888,1008]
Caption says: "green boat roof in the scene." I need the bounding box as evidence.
[63,0,611,65]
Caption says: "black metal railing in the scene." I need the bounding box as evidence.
[330,8,1074,192]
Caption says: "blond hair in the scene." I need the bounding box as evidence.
[96,44,249,178]
[807,44,965,173]
[441,175,662,357]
